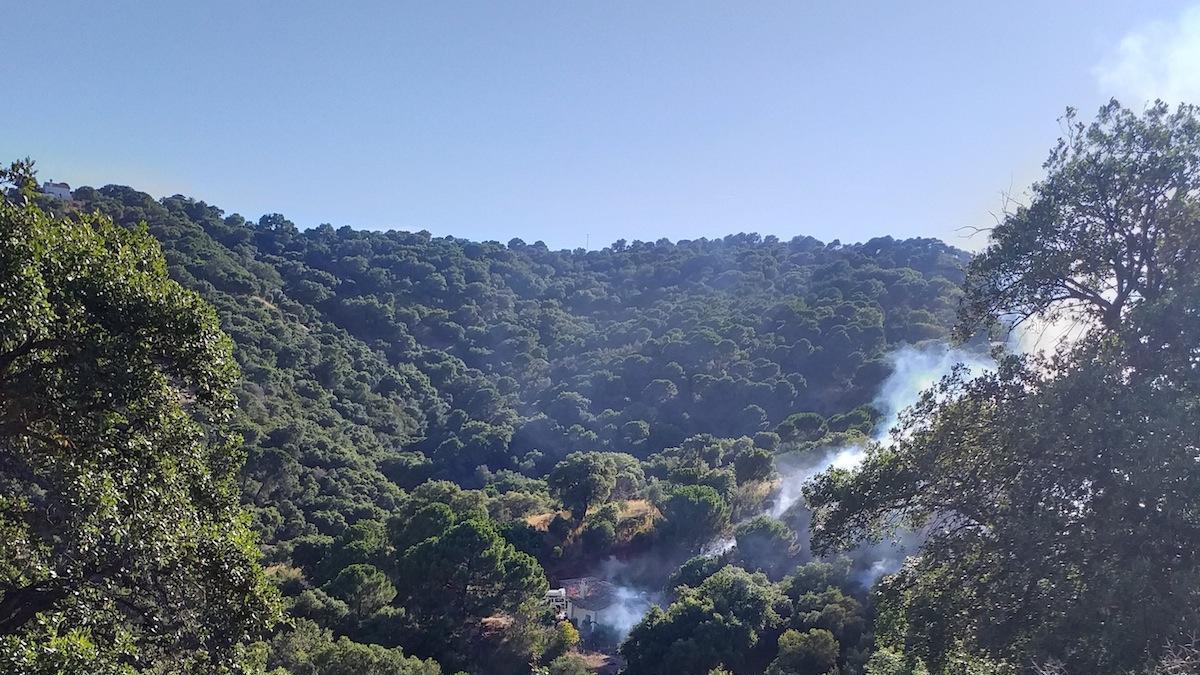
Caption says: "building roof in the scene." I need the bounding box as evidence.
[561,576,618,611]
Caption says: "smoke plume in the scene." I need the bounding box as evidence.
[770,343,991,578]
[587,343,991,640]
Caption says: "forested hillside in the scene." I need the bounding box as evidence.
[0,181,963,673]
[10,100,1195,675]
[64,185,968,554]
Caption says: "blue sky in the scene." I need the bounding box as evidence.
[4,1,1200,250]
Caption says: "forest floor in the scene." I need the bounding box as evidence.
[579,650,623,674]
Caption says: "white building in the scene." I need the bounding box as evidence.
[548,577,618,631]
[544,588,568,619]
[40,181,72,200]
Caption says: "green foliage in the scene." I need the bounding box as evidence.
[785,559,852,598]
[62,180,965,559]
[276,480,548,671]
[14,95,1192,675]
[668,555,727,591]
[734,516,799,579]
[394,517,548,656]
[647,434,782,508]
[789,587,864,646]
[765,628,839,675]
[548,451,618,521]
[291,589,351,629]
[734,448,776,484]
[658,484,732,553]
[865,647,929,675]
[806,101,1200,672]
[752,431,780,451]
[311,638,442,675]
[545,653,589,675]
[776,412,827,444]
[581,519,617,553]
[324,564,396,617]
[268,619,441,675]
[0,162,279,670]
[606,453,646,498]
[956,99,1200,340]
[0,616,136,675]
[12,158,969,673]
[542,620,580,663]
[825,406,875,434]
[621,566,789,674]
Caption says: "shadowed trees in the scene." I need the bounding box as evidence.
[548,451,619,522]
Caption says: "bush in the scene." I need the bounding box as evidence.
[547,653,590,675]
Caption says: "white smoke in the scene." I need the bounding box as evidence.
[769,452,837,518]
[1008,314,1085,356]
[601,343,994,638]
[604,585,659,638]
[872,344,993,443]
[766,443,876,518]
[768,343,992,570]
[857,557,898,587]
[701,535,736,556]
[585,557,664,639]
[1094,5,1200,106]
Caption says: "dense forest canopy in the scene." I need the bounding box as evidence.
[1,156,969,673]
[47,182,967,559]
[3,99,1198,675]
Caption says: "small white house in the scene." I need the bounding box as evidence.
[548,577,618,631]
[40,181,72,200]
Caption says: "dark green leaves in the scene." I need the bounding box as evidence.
[0,167,278,670]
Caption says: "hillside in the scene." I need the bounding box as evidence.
[19,102,1200,671]
[9,177,971,673]
[66,185,968,550]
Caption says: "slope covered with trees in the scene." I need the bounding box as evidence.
[0,170,968,673]
[0,164,278,673]
[56,184,969,556]
[7,99,1200,675]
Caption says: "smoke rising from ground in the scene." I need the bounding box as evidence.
[770,444,864,518]
[586,343,992,639]
[605,585,659,638]
[873,344,993,440]
[583,556,664,639]
[769,343,992,576]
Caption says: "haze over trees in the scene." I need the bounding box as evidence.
[1,154,967,672]
[2,99,1196,674]
[808,100,1200,673]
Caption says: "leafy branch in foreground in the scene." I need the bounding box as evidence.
[807,101,1200,673]
[0,161,279,672]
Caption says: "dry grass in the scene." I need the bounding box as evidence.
[732,478,780,520]
[480,614,514,635]
[614,499,661,542]
[578,650,623,674]
[525,509,568,531]
[525,500,661,543]
[617,499,659,520]
[263,563,304,584]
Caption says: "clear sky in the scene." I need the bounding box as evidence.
[5,1,1200,250]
